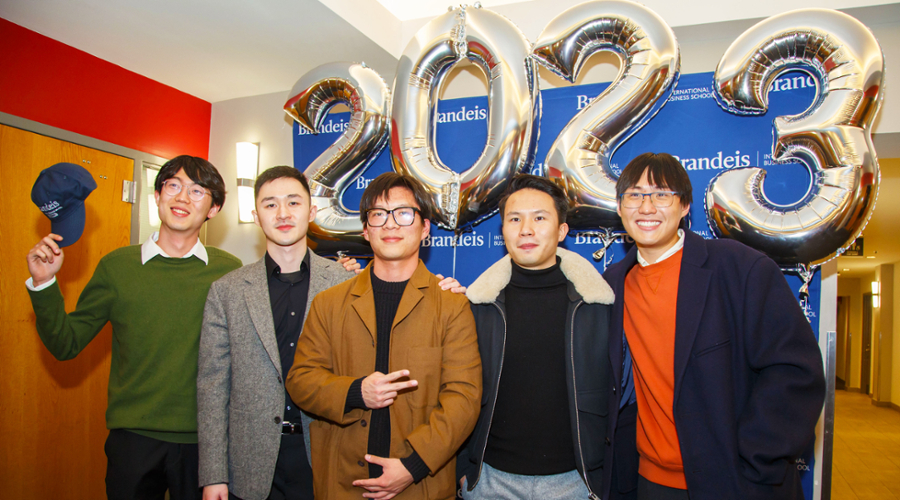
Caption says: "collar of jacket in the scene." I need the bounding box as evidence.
[466,247,614,305]
[349,259,431,297]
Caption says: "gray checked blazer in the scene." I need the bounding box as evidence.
[198,251,353,500]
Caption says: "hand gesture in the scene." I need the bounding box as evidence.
[26,234,65,287]
[202,484,228,500]
[337,255,363,274]
[352,455,414,499]
[435,274,466,294]
[361,369,417,409]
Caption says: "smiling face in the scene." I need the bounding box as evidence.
[252,177,316,249]
[617,168,690,263]
[363,187,429,267]
[502,188,568,270]
[154,168,219,237]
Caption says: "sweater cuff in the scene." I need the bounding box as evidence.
[344,377,367,413]
[26,276,57,292]
[400,451,431,483]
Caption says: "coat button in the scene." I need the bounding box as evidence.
[605,437,611,446]
[274,416,282,424]
[358,460,366,467]
[612,386,616,393]
[361,420,367,427]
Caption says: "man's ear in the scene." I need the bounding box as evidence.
[557,222,569,243]
[206,204,221,220]
[308,204,318,223]
[420,218,431,241]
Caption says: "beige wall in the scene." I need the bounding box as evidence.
[873,264,894,403]
[205,91,295,264]
[893,265,900,403]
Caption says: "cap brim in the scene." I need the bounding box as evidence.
[50,203,87,248]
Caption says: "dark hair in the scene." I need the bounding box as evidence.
[359,173,434,226]
[616,152,693,207]
[155,155,227,209]
[498,174,569,225]
[254,166,310,200]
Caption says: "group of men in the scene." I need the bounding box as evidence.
[26,152,825,500]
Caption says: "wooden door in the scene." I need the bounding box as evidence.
[861,293,873,395]
[0,124,133,499]
[835,296,848,389]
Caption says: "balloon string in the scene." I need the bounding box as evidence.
[452,233,458,279]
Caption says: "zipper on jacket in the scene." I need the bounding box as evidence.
[570,301,600,500]
[471,302,507,490]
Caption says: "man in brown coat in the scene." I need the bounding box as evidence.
[286,173,482,500]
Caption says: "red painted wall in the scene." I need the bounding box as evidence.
[0,18,210,159]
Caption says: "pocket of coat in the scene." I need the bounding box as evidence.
[694,339,732,357]
[406,347,442,408]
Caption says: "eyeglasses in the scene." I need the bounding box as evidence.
[365,207,420,227]
[620,191,679,208]
[162,180,209,202]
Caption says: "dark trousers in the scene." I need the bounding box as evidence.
[637,476,690,500]
[104,429,200,500]
[229,434,314,500]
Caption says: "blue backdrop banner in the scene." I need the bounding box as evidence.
[294,70,822,498]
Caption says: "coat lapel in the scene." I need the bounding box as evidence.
[350,266,378,343]
[244,258,282,377]
[673,232,712,403]
[392,261,427,330]
[609,249,638,388]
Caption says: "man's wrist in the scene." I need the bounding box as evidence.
[344,377,367,413]
[400,451,430,483]
[26,276,57,292]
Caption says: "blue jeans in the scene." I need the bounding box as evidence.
[461,462,591,500]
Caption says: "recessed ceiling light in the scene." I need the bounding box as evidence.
[867,256,876,259]
[843,268,850,271]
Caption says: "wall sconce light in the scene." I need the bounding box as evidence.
[236,142,259,223]
[872,281,880,308]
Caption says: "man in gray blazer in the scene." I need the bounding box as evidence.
[197,166,354,500]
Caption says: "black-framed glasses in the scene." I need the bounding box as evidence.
[162,180,209,202]
[365,207,420,227]
[620,191,679,208]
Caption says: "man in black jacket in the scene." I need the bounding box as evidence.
[458,175,614,500]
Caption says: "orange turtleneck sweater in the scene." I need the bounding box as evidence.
[623,249,687,489]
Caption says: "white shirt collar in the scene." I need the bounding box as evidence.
[141,231,208,265]
[637,229,685,267]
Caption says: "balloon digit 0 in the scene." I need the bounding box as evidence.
[707,8,884,266]
[284,62,391,245]
[391,4,540,231]
[533,0,680,231]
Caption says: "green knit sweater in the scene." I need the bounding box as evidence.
[28,245,242,443]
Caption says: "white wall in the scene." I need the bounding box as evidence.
[206,91,295,264]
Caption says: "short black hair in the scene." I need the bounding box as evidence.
[359,173,434,226]
[254,166,311,200]
[498,174,569,225]
[616,152,693,207]
[155,155,227,209]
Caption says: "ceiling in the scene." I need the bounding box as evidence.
[2,0,896,102]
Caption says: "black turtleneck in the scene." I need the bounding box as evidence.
[483,256,577,475]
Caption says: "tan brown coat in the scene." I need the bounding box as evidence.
[286,261,481,500]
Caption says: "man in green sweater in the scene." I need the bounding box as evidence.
[25,155,242,500]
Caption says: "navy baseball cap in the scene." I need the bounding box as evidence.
[31,163,97,247]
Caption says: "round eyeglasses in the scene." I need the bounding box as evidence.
[162,180,209,202]
[619,191,679,208]
[365,207,420,227]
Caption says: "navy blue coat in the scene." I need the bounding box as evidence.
[601,231,825,500]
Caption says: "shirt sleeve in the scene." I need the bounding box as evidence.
[27,259,115,360]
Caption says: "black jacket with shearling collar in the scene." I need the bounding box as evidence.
[458,247,615,499]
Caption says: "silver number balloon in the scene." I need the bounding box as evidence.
[533,0,680,231]
[708,8,883,266]
[391,4,540,231]
[284,62,391,245]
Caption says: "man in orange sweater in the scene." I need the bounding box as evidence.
[602,152,825,500]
